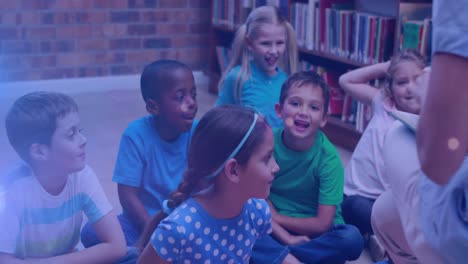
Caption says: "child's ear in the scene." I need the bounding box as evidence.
[223,158,241,184]
[145,99,159,115]
[274,103,283,119]
[29,143,49,161]
[320,113,329,128]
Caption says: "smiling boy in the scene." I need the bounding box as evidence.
[81,60,198,248]
[251,71,363,264]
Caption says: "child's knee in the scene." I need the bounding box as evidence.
[335,224,365,259]
[371,191,398,235]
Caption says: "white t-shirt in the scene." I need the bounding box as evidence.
[0,164,112,258]
[344,92,395,199]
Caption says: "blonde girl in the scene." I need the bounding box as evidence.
[338,49,426,260]
[216,5,298,128]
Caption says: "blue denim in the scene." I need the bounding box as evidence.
[341,195,375,236]
[251,224,364,264]
[81,214,140,247]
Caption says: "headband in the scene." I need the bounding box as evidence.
[161,113,258,215]
[205,113,258,179]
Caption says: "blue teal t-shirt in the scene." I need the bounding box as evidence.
[216,61,287,128]
[113,115,198,219]
[151,198,272,263]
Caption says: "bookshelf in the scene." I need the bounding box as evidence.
[207,0,431,150]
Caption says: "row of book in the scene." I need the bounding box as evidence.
[401,19,432,59]
[211,0,288,28]
[213,0,433,63]
[291,1,396,64]
[291,1,433,63]
[399,2,432,59]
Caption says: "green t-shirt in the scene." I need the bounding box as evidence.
[269,128,345,224]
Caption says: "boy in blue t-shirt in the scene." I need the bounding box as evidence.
[251,71,364,264]
[81,60,198,247]
[0,92,125,263]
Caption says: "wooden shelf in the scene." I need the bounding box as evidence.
[299,48,367,68]
[322,117,361,151]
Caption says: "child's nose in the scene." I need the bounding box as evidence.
[269,44,278,54]
[299,105,309,115]
[185,96,196,108]
[272,159,280,173]
[79,133,87,147]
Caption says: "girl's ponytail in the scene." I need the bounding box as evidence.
[285,21,298,74]
[218,24,252,103]
[135,169,199,249]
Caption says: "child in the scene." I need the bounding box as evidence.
[251,71,364,264]
[369,69,437,263]
[80,59,198,247]
[136,105,281,263]
[338,50,426,257]
[216,5,298,128]
[0,92,126,263]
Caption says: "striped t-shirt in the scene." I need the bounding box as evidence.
[0,164,112,258]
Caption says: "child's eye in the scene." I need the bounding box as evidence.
[289,101,300,107]
[396,80,409,86]
[264,152,273,163]
[68,128,83,139]
[310,105,320,111]
[176,95,184,102]
[191,91,197,99]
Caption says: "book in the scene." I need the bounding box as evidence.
[387,109,419,132]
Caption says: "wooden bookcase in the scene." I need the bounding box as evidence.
[207,0,431,151]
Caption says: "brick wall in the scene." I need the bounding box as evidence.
[0,0,211,82]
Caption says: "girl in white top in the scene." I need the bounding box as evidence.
[338,50,426,245]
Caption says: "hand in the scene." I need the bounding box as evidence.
[379,61,391,73]
[286,234,311,246]
[382,60,391,69]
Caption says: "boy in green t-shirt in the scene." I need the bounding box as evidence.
[251,71,364,264]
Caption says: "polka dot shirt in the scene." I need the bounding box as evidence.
[151,198,272,263]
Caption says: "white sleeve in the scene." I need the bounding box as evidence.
[78,166,113,224]
[0,188,20,254]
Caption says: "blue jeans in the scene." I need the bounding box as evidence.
[341,195,375,235]
[81,214,140,247]
[251,224,364,264]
